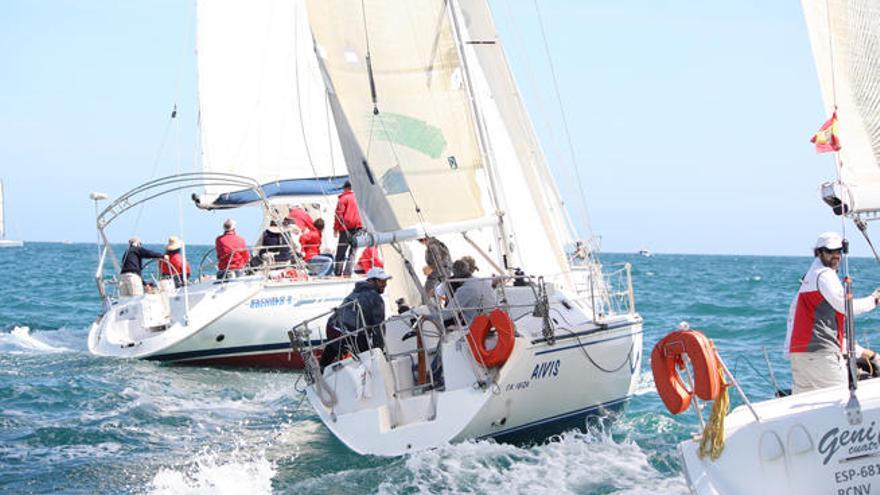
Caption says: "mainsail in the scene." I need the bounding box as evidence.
[304,0,490,233]
[196,0,347,206]
[803,0,880,214]
[307,0,584,286]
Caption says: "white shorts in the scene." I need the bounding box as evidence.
[790,352,847,395]
[119,273,144,297]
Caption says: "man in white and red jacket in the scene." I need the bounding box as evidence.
[785,232,880,394]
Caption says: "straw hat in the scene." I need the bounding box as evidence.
[166,236,183,251]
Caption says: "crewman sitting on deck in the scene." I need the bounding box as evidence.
[319,267,391,371]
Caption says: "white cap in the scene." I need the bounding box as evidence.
[815,231,844,250]
[366,267,392,280]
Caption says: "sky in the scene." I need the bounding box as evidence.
[0,1,860,256]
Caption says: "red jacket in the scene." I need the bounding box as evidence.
[287,207,315,231]
[215,230,250,270]
[357,246,383,273]
[300,228,322,261]
[334,190,363,232]
[160,251,191,278]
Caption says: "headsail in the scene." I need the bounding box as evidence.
[455,0,574,280]
[195,0,347,207]
[305,0,491,233]
[803,0,880,214]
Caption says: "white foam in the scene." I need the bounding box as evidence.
[634,371,656,396]
[144,450,276,495]
[372,430,687,495]
[268,419,323,460]
[0,326,73,354]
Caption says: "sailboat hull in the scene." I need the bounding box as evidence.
[0,240,23,248]
[680,379,880,495]
[306,293,642,456]
[88,276,355,369]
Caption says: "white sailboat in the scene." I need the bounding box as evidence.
[289,0,642,456]
[0,180,23,248]
[88,0,365,368]
[662,1,880,493]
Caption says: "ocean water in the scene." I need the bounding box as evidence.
[4,242,880,494]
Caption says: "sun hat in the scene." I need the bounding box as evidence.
[166,236,182,251]
[815,231,844,250]
[366,267,392,281]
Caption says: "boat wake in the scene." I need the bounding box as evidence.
[0,326,78,354]
[634,371,656,396]
[370,430,687,495]
[143,448,277,495]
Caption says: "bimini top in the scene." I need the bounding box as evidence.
[193,176,349,209]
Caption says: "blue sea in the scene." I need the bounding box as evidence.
[4,243,880,494]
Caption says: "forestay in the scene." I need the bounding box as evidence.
[803,0,880,214]
[305,0,489,233]
[196,0,346,201]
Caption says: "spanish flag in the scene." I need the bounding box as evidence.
[811,112,841,153]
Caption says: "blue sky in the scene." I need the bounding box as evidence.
[0,1,856,256]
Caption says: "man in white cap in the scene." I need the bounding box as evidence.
[785,232,880,394]
[319,267,391,369]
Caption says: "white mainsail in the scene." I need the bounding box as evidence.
[196,0,347,204]
[305,0,490,233]
[802,0,880,214]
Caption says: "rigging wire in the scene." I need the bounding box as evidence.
[291,1,347,232]
[133,7,195,237]
[531,0,594,240]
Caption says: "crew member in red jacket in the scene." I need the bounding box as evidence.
[301,218,334,276]
[160,235,191,287]
[215,218,250,279]
[355,246,383,274]
[333,181,363,276]
[287,206,315,232]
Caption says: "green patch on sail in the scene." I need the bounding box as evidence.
[372,112,446,159]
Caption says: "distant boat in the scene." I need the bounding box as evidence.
[638,247,652,257]
[0,180,23,248]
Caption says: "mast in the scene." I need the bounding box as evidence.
[447,0,511,269]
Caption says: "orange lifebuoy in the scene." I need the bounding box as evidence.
[467,309,516,368]
[651,330,722,415]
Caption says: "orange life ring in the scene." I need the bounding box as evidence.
[467,309,516,368]
[651,330,722,415]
